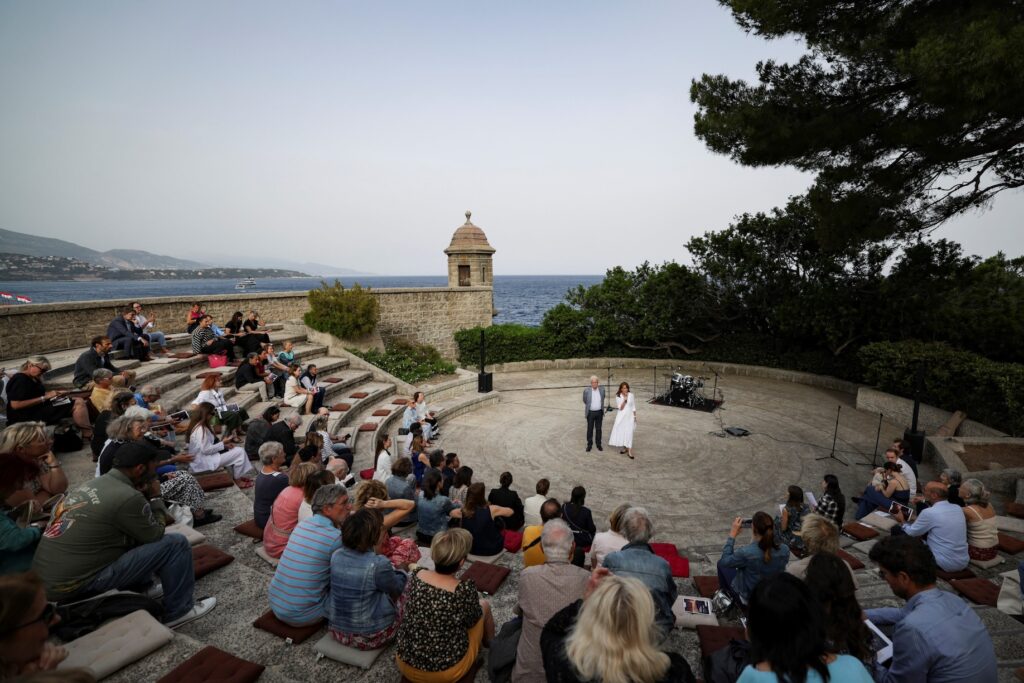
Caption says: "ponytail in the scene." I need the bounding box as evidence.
[752,511,778,563]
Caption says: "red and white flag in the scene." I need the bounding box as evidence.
[15,295,31,303]
[0,292,12,300]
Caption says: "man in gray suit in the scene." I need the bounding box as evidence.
[582,375,605,452]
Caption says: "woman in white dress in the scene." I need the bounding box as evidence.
[186,401,255,487]
[283,364,315,414]
[608,381,637,459]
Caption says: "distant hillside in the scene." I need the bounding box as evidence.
[101,249,206,270]
[0,253,309,281]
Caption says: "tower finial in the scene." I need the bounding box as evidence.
[465,210,472,224]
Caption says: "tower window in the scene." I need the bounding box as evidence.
[458,265,471,287]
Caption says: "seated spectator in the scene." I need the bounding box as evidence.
[0,572,69,677]
[243,406,279,461]
[258,343,286,397]
[961,478,998,563]
[193,373,249,437]
[268,413,301,461]
[235,352,272,403]
[0,454,43,575]
[426,449,444,482]
[718,511,789,606]
[72,336,135,389]
[590,503,630,569]
[88,368,116,413]
[307,413,352,468]
[298,470,337,523]
[352,480,418,567]
[785,513,857,586]
[523,498,563,568]
[892,438,919,473]
[562,485,596,564]
[327,458,355,490]
[402,422,423,460]
[91,391,138,459]
[940,468,965,506]
[185,302,205,333]
[738,573,872,683]
[540,573,695,683]
[403,398,432,440]
[225,311,261,355]
[514,519,590,683]
[449,465,473,506]
[373,434,394,483]
[300,364,325,414]
[524,478,550,528]
[2,422,67,511]
[253,441,289,529]
[415,469,462,547]
[488,471,525,531]
[386,458,418,525]
[441,452,459,496]
[107,306,151,360]
[294,432,323,466]
[854,461,910,520]
[804,553,872,667]
[867,535,996,682]
[263,462,320,558]
[276,340,297,367]
[190,315,235,362]
[186,402,254,487]
[885,446,918,495]
[603,507,678,636]
[890,481,968,573]
[268,483,351,627]
[775,485,810,553]
[244,310,271,345]
[5,357,89,433]
[131,302,167,354]
[414,390,440,436]
[32,442,216,627]
[814,474,845,528]
[329,508,409,649]
[461,482,513,556]
[396,529,493,682]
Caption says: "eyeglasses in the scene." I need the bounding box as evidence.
[13,602,57,630]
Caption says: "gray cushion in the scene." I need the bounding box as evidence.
[59,609,173,679]
[313,634,386,669]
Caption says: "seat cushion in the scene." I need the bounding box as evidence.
[193,544,235,579]
[501,530,523,553]
[1006,502,1024,519]
[252,610,325,644]
[461,562,511,596]
[950,578,999,607]
[672,596,718,629]
[695,624,747,658]
[400,657,482,683]
[836,549,865,571]
[936,567,976,581]
[331,403,351,412]
[234,519,264,540]
[650,543,690,578]
[255,545,280,567]
[372,409,391,417]
[58,609,173,679]
[466,550,505,564]
[322,376,342,384]
[313,634,385,669]
[970,555,1005,569]
[196,470,234,491]
[852,539,877,555]
[349,392,369,399]
[166,523,206,546]
[842,522,880,541]
[393,398,410,405]
[155,646,265,683]
[998,533,1024,555]
[861,511,899,532]
[358,423,377,432]
[693,575,720,599]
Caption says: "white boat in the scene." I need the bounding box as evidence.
[235,277,257,290]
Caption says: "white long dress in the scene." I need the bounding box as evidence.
[608,392,636,448]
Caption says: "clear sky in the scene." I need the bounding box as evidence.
[0,1,1019,275]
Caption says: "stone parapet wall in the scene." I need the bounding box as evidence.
[855,387,1005,438]
[0,286,492,361]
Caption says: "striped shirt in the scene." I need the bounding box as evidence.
[268,513,342,625]
[191,327,215,354]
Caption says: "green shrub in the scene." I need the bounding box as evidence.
[454,325,557,366]
[352,341,456,384]
[858,341,1024,436]
[304,281,379,340]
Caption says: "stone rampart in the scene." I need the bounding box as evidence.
[0,287,492,361]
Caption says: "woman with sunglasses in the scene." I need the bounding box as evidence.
[0,572,67,678]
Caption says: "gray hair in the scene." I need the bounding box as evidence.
[941,468,962,487]
[540,518,575,560]
[139,384,160,398]
[307,416,329,435]
[285,414,302,429]
[20,356,51,372]
[258,440,284,465]
[960,478,990,506]
[311,483,348,514]
[92,368,114,382]
[107,415,148,440]
[589,375,599,383]
[620,506,654,544]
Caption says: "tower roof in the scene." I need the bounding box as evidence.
[444,211,495,255]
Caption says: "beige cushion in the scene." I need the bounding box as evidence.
[313,634,385,669]
[862,511,899,531]
[671,596,718,629]
[59,609,173,679]
[853,539,878,555]
[255,545,280,567]
[467,550,505,564]
[165,523,206,546]
[970,555,1004,569]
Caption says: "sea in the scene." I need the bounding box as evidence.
[0,275,603,327]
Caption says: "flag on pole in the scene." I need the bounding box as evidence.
[0,292,12,300]
[15,295,31,303]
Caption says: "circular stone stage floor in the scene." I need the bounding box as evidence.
[439,368,923,549]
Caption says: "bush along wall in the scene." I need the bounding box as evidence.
[350,341,456,385]
[304,281,379,340]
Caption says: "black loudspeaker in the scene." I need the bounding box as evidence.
[478,372,493,393]
[903,428,926,462]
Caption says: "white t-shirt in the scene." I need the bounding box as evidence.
[195,389,226,409]
[897,458,918,494]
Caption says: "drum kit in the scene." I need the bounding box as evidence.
[663,372,709,409]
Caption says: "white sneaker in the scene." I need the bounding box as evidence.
[165,597,217,629]
[145,582,164,600]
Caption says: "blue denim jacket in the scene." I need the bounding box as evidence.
[329,546,408,634]
[602,542,678,634]
[720,537,789,603]
[416,491,459,537]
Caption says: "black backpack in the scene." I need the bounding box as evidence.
[54,591,164,641]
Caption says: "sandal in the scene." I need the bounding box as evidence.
[627,452,635,460]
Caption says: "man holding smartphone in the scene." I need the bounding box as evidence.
[890,481,968,573]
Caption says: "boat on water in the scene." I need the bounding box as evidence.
[235,277,257,290]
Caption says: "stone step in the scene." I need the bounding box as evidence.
[243,370,381,436]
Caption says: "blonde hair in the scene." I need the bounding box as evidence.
[565,575,670,683]
[0,421,48,453]
[288,462,320,488]
[799,513,839,555]
[20,356,50,372]
[430,528,473,572]
[354,479,388,508]
[608,503,631,534]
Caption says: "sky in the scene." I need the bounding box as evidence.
[0,1,1020,276]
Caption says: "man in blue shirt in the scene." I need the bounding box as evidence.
[867,535,996,683]
[892,481,968,572]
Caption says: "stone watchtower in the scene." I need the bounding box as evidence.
[445,210,496,314]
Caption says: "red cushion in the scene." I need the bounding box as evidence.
[400,658,481,683]
[950,578,999,607]
[1006,502,1024,520]
[998,532,1024,555]
[321,377,341,384]
[193,545,235,579]
[502,529,523,553]
[393,398,410,405]
[650,543,689,577]
[461,562,511,595]
[359,468,375,480]
[156,646,264,683]
[696,624,747,658]
[693,575,719,599]
[349,392,369,399]
[842,522,880,541]
[331,403,351,412]
[252,610,324,644]
[836,549,865,571]
[372,409,391,417]
[358,423,377,432]
[196,470,234,491]
[233,519,263,540]
[936,567,976,581]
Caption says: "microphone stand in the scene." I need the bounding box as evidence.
[605,365,614,412]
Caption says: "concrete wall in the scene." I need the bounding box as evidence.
[0,286,492,361]
[856,387,1006,437]
[927,436,1024,495]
